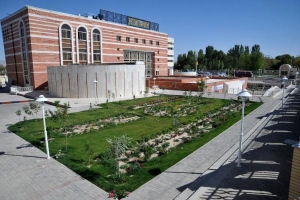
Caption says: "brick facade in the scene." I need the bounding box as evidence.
[1,6,169,89]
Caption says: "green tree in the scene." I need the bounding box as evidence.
[250,44,264,70]
[274,54,293,68]
[0,64,6,75]
[197,49,205,70]
[293,56,300,68]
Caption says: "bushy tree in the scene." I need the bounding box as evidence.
[106,135,132,176]
[0,64,6,75]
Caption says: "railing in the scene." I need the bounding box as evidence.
[10,86,33,94]
[227,88,242,94]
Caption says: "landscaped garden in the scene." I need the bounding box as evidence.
[9,94,262,199]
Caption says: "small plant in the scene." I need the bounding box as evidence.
[15,109,21,122]
[84,143,94,165]
[29,102,41,119]
[22,105,33,119]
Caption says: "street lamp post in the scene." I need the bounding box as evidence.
[281,76,288,109]
[295,72,299,85]
[153,77,156,89]
[36,95,50,159]
[93,80,98,105]
[205,76,209,93]
[236,89,252,167]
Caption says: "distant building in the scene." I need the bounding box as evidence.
[279,64,298,78]
[167,37,174,75]
[1,6,173,89]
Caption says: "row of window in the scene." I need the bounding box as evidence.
[117,35,160,46]
[60,24,101,65]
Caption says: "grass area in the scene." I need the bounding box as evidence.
[8,95,262,196]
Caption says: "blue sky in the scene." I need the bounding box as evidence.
[0,0,299,65]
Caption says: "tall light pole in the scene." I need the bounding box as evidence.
[205,76,209,93]
[36,95,50,159]
[93,80,98,105]
[281,76,288,109]
[236,89,252,167]
[153,77,156,89]
[196,61,198,75]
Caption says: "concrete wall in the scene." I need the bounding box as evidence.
[173,71,197,76]
[148,77,248,93]
[47,62,145,99]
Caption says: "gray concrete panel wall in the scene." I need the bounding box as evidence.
[47,62,145,99]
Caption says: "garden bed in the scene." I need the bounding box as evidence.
[8,95,262,199]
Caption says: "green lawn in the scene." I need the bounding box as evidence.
[8,95,262,196]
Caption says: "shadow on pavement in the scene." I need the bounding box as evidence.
[174,87,300,199]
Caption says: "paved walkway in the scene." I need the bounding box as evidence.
[0,86,298,199]
[0,93,108,200]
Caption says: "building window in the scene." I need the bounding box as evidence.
[92,29,101,64]
[19,21,30,86]
[117,35,121,41]
[134,38,138,43]
[2,29,10,41]
[123,50,153,77]
[142,39,146,44]
[126,37,130,42]
[77,27,88,64]
[156,41,160,46]
[168,47,173,50]
[60,24,73,65]
[149,40,153,45]
[155,71,159,76]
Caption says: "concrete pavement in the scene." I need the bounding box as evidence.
[0,85,299,199]
[0,92,108,200]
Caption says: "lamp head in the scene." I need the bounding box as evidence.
[36,95,48,103]
[93,80,97,83]
[237,89,252,101]
[282,76,288,81]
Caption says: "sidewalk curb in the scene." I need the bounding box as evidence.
[0,99,34,104]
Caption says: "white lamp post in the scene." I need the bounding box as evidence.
[93,80,98,105]
[153,77,156,89]
[281,76,288,109]
[36,95,50,159]
[205,76,209,93]
[295,72,299,85]
[236,89,252,167]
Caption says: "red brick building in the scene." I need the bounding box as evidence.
[1,6,170,89]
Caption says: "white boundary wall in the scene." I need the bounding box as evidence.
[47,62,145,99]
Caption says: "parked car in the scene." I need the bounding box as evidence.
[197,71,212,77]
[235,70,253,77]
[217,72,227,77]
